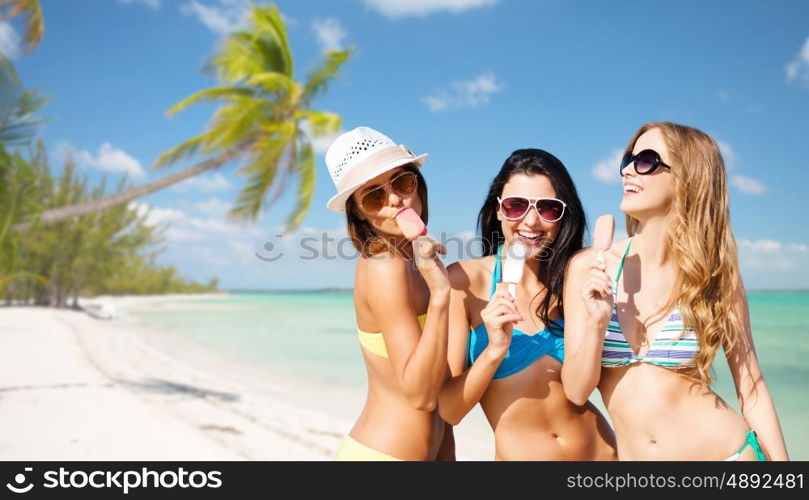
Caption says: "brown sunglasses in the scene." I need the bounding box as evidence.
[359,170,419,212]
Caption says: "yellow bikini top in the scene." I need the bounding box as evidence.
[357,314,427,359]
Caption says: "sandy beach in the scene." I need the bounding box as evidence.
[0,296,493,461]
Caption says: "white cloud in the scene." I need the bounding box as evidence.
[423,73,503,112]
[229,239,255,256]
[731,174,767,195]
[145,207,188,226]
[130,202,188,226]
[129,203,206,241]
[180,0,250,36]
[717,141,737,168]
[131,202,358,287]
[716,91,729,102]
[134,201,263,245]
[740,239,782,254]
[55,141,146,179]
[165,227,207,242]
[172,173,232,193]
[0,21,20,59]
[120,0,161,9]
[786,36,809,87]
[193,197,231,215]
[739,239,809,271]
[300,121,341,155]
[786,243,809,253]
[364,0,498,18]
[455,230,476,243]
[592,149,624,184]
[716,141,766,195]
[310,131,341,155]
[311,18,347,52]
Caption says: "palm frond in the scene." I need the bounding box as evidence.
[283,141,315,232]
[249,4,293,76]
[0,121,40,145]
[246,71,295,96]
[254,120,297,139]
[0,0,43,53]
[165,85,255,116]
[0,55,46,147]
[152,132,210,170]
[209,34,264,83]
[0,54,20,87]
[229,128,295,221]
[302,48,352,103]
[210,7,293,83]
[204,97,265,151]
[296,110,341,137]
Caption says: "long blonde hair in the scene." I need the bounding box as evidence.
[624,122,741,385]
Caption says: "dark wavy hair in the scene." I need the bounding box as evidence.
[477,149,586,334]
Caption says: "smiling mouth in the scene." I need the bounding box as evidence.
[516,230,545,243]
[623,184,642,196]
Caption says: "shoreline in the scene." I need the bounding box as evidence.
[0,295,494,460]
[0,304,350,460]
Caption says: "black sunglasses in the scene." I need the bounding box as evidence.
[620,149,672,176]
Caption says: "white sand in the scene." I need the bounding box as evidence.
[0,296,493,460]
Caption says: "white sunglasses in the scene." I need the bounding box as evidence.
[497,196,567,222]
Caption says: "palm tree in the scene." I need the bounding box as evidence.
[0,55,46,147]
[0,141,48,297]
[0,0,43,55]
[17,3,350,233]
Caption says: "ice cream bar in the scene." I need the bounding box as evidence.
[502,241,528,299]
[593,215,615,267]
[395,207,427,240]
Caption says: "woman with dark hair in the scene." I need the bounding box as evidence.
[325,127,454,461]
[439,149,616,460]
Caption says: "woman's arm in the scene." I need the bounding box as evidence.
[366,252,449,412]
[725,280,789,460]
[561,248,612,406]
[437,262,517,425]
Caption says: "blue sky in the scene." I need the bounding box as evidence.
[4,0,809,290]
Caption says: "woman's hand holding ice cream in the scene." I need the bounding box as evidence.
[393,207,449,295]
[582,215,615,329]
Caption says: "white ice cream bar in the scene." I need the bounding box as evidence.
[502,241,528,299]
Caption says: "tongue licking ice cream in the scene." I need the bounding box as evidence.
[395,207,427,240]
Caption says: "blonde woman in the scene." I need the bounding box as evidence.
[562,122,789,460]
[326,127,453,461]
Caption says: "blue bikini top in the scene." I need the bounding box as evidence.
[467,244,565,379]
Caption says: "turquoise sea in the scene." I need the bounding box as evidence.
[128,291,809,460]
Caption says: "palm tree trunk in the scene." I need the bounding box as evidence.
[11,141,252,233]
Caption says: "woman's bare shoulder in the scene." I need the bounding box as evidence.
[448,256,494,294]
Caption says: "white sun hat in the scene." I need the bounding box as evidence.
[325,126,428,213]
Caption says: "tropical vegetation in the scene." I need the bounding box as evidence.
[21,4,351,233]
[0,0,221,307]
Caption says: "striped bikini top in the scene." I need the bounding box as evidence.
[601,238,699,369]
[357,314,427,359]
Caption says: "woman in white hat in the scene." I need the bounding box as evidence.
[326,127,453,461]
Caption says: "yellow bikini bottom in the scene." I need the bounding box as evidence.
[334,436,402,461]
